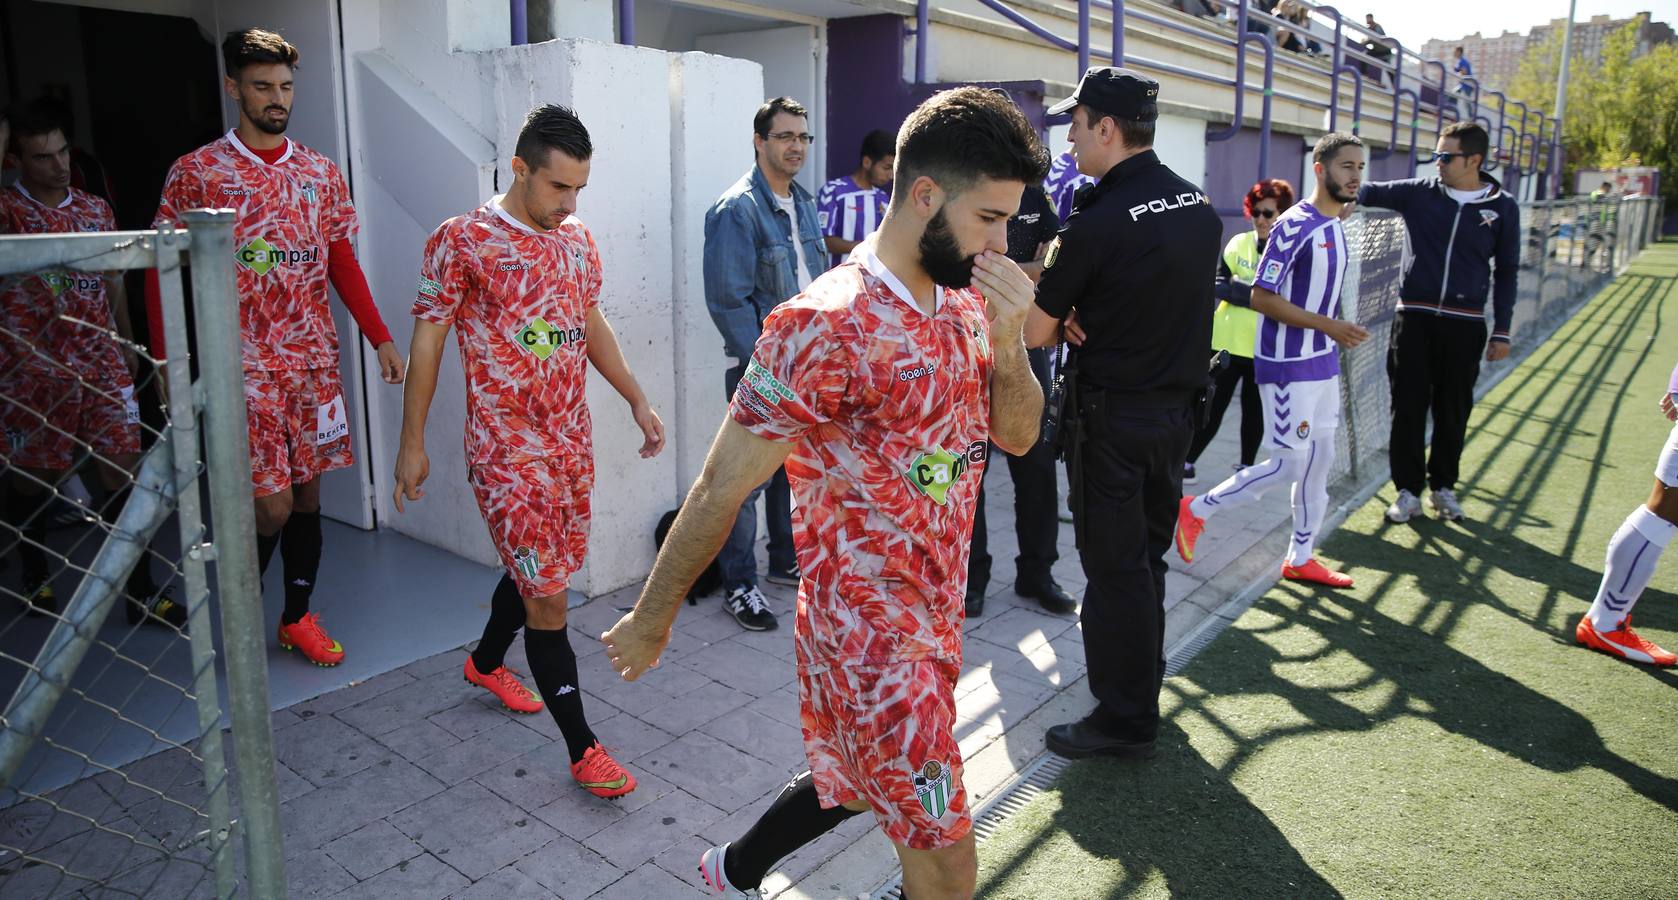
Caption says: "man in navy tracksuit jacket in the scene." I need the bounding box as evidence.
[1356,122,1520,523]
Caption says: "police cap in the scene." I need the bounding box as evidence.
[1047,67,1159,122]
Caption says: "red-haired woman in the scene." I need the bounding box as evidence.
[1185,178,1295,483]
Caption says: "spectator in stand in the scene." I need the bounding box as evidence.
[1363,14,1393,85]
[1273,1,1320,55]
[1451,46,1476,115]
[1184,178,1294,485]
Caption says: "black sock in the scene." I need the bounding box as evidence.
[5,487,49,584]
[471,574,525,675]
[523,626,596,764]
[103,485,161,621]
[257,531,280,576]
[279,511,321,625]
[723,771,864,890]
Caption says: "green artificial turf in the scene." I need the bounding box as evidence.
[975,242,1678,899]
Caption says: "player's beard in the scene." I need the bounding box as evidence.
[245,100,290,136]
[919,207,977,289]
[1325,171,1358,204]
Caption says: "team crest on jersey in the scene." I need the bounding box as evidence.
[513,545,540,581]
[5,427,25,453]
[1296,420,1310,439]
[300,184,317,204]
[514,317,584,361]
[912,759,953,820]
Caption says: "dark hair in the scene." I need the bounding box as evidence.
[1313,131,1364,165]
[1077,104,1156,150]
[515,104,593,170]
[1454,45,1464,54]
[1442,121,1489,163]
[753,97,809,138]
[893,87,1050,201]
[6,98,68,144]
[860,129,895,164]
[222,28,299,76]
[1243,178,1295,216]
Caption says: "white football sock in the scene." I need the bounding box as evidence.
[1285,435,1334,567]
[1587,506,1677,631]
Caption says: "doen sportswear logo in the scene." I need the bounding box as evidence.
[235,237,321,276]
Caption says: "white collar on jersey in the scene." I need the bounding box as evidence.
[225,129,295,166]
[490,194,542,234]
[13,182,72,209]
[857,242,942,317]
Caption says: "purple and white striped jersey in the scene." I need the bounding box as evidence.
[1252,201,1348,385]
[816,176,889,268]
[1043,152,1095,222]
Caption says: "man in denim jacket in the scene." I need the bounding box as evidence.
[702,96,830,631]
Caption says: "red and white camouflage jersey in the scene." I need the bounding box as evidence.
[153,131,357,371]
[0,184,123,379]
[413,197,602,465]
[730,246,993,672]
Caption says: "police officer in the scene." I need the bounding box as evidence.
[1025,68,1222,759]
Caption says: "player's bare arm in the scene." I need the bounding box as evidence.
[972,250,1043,455]
[393,319,449,512]
[374,340,406,384]
[1251,287,1368,348]
[602,419,793,679]
[583,306,664,458]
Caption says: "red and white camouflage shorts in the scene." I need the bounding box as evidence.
[1,369,140,471]
[468,455,594,598]
[244,367,354,498]
[800,658,971,850]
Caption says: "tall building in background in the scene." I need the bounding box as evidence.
[1422,12,1674,91]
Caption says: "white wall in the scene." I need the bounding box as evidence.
[670,52,766,494]
[1155,113,1209,191]
[337,0,759,596]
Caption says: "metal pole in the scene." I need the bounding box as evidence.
[915,0,929,83]
[618,0,635,46]
[181,209,285,900]
[1077,0,1091,80]
[1111,0,1124,66]
[155,225,237,898]
[509,0,527,45]
[1552,0,1576,198]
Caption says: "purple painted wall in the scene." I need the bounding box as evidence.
[1204,125,1307,242]
[825,15,1048,183]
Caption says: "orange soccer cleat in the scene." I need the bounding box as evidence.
[1281,558,1354,588]
[571,742,637,799]
[276,612,345,666]
[464,657,543,714]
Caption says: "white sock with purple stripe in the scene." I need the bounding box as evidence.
[1284,436,1334,566]
[1191,454,1295,520]
[1587,506,1677,632]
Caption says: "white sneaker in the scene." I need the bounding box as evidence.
[1429,488,1465,521]
[698,843,762,897]
[1386,489,1423,523]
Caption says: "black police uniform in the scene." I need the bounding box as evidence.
[1034,68,1223,754]
[967,185,1073,616]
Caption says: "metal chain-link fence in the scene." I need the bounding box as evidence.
[1334,195,1666,492]
[0,212,284,898]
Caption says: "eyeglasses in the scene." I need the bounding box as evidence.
[1429,151,1465,163]
[1252,208,1279,219]
[767,131,815,145]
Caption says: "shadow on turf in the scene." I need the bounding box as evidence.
[974,266,1678,897]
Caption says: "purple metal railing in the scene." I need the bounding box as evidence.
[619,0,635,46]
[510,0,528,45]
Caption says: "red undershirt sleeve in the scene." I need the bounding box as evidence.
[144,268,166,360]
[327,237,393,347]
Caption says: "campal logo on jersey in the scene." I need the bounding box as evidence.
[514,317,585,361]
[235,237,321,276]
[38,271,102,296]
[905,441,986,506]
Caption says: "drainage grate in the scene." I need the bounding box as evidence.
[867,753,1074,900]
[1164,611,1239,677]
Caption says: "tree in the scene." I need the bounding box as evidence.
[1505,17,1678,201]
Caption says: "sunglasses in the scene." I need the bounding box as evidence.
[1252,208,1280,219]
[1429,151,1467,163]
